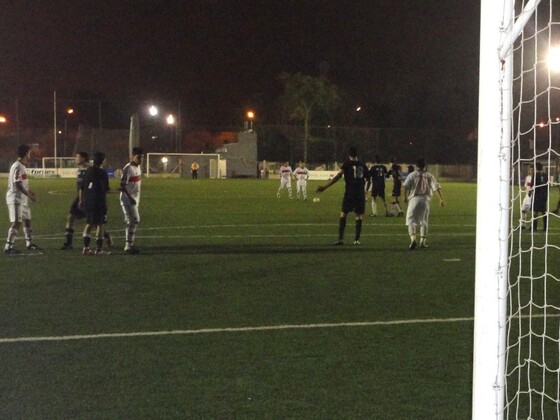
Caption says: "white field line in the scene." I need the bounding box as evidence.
[32,232,479,241]
[1,313,557,345]
[0,317,474,344]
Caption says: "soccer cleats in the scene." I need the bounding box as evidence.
[124,246,141,255]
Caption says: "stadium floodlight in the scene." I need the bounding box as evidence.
[166,114,175,125]
[548,46,560,72]
[148,105,158,116]
[0,116,7,123]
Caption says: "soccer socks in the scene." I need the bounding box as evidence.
[355,219,363,241]
[371,200,378,216]
[23,227,33,247]
[83,233,91,248]
[64,228,74,246]
[5,228,17,250]
[96,237,103,251]
[338,217,347,241]
[125,223,138,249]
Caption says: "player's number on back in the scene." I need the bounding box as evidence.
[352,166,364,180]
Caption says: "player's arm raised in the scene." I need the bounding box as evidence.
[316,170,343,193]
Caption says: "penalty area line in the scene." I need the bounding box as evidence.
[0,317,475,344]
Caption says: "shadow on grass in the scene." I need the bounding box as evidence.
[135,243,373,256]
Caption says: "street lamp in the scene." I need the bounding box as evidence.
[64,108,75,156]
[166,114,175,125]
[247,110,255,131]
[0,116,7,124]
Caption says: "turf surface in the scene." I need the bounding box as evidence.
[0,178,481,418]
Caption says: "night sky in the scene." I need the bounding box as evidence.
[0,1,480,129]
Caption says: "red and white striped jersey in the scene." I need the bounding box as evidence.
[120,163,142,205]
[294,167,309,182]
[6,160,29,205]
[279,165,293,180]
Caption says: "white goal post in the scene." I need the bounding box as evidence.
[473,0,560,419]
[145,153,223,179]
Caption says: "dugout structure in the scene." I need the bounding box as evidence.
[146,153,222,179]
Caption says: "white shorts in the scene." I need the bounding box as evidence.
[280,178,291,188]
[121,203,140,224]
[406,196,430,227]
[297,181,307,188]
[521,194,532,213]
[7,203,31,223]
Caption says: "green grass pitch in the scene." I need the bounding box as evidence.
[0,178,509,418]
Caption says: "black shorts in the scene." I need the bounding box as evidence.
[85,206,107,225]
[371,183,385,199]
[69,197,85,218]
[392,181,402,197]
[533,196,548,213]
[342,191,366,215]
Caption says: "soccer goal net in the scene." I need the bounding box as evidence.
[40,156,78,178]
[145,153,222,179]
[474,0,560,418]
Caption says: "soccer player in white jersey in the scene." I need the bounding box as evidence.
[277,161,293,198]
[120,147,143,254]
[294,161,309,200]
[4,145,39,254]
[521,166,533,229]
[403,159,445,250]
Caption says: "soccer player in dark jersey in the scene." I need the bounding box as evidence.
[369,155,389,217]
[317,147,369,245]
[82,152,110,255]
[61,152,112,250]
[389,157,404,216]
[532,162,548,232]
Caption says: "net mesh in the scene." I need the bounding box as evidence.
[507,0,560,417]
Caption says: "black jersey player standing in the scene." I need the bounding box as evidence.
[389,157,404,216]
[81,152,111,255]
[369,155,389,217]
[61,151,112,250]
[532,162,548,232]
[317,147,370,245]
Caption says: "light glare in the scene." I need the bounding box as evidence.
[549,47,560,72]
[149,105,159,116]
[166,114,175,125]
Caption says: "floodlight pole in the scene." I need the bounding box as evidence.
[53,91,58,177]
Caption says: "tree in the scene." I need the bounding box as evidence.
[280,73,339,162]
